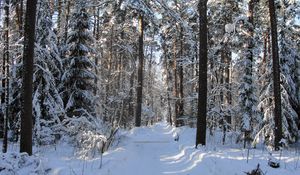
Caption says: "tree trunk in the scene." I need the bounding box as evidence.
[57,0,62,44]
[135,14,144,127]
[297,56,300,129]
[178,26,184,121]
[224,49,231,124]
[20,0,38,155]
[162,39,173,125]
[196,0,208,147]
[16,0,24,36]
[63,0,70,44]
[94,7,100,95]
[242,0,255,149]
[2,0,9,153]
[129,70,135,117]
[268,0,282,150]
[173,38,179,126]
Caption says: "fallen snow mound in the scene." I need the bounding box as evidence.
[0,152,47,175]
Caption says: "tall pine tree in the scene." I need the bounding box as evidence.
[33,0,64,145]
[62,1,97,127]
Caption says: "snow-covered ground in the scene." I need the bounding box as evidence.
[1,122,300,175]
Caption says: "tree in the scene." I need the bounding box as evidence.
[2,0,10,153]
[268,0,282,150]
[237,0,259,148]
[20,0,38,155]
[33,0,64,145]
[121,0,152,127]
[277,0,299,144]
[62,1,96,121]
[7,0,25,143]
[135,13,144,127]
[206,0,239,144]
[196,0,208,147]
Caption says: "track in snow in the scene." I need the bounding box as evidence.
[100,122,208,175]
[99,122,300,175]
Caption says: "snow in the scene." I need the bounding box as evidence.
[225,23,235,33]
[1,122,300,175]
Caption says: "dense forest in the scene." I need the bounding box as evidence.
[0,1,299,173]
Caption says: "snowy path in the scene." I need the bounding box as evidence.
[100,122,210,175]
[42,122,300,175]
[98,122,300,175]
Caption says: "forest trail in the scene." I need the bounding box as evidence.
[44,122,300,175]
[100,122,214,175]
[98,122,300,175]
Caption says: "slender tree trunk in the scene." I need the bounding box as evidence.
[104,25,114,122]
[94,7,100,95]
[135,14,144,127]
[16,0,24,36]
[20,0,38,155]
[63,0,70,44]
[148,49,153,109]
[178,26,184,120]
[57,0,62,45]
[129,70,135,117]
[196,0,208,147]
[263,32,268,65]
[173,38,179,126]
[93,6,97,37]
[220,51,226,145]
[268,0,282,150]
[2,0,9,153]
[4,0,10,151]
[167,60,173,125]
[224,49,231,123]
[162,39,173,125]
[296,56,300,129]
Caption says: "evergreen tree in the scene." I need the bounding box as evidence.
[255,0,299,148]
[277,0,299,144]
[62,1,97,123]
[8,0,25,142]
[33,0,64,145]
[237,0,259,148]
[207,0,240,143]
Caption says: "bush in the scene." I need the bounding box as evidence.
[0,152,47,175]
[245,164,265,175]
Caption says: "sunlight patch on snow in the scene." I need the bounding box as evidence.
[103,147,125,156]
[160,147,188,163]
[162,153,206,174]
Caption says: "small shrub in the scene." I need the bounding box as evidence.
[245,164,265,175]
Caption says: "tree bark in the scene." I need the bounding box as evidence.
[2,0,9,153]
[94,7,100,95]
[63,0,70,44]
[178,26,184,120]
[173,37,178,126]
[20,0,38,155]
[162,38,173,125]
[57,0,62,44]
[268,0,282,150]
[196,0,208,147]
[135,14,144,127]
[16,0,24,36]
